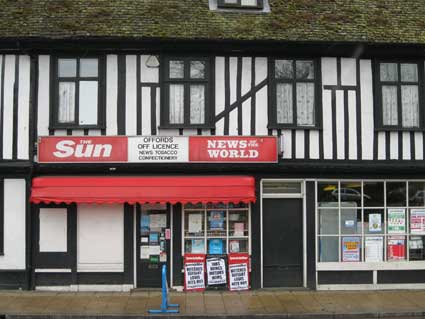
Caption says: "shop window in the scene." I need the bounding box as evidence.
[161,57,213,128]
[269,59,320,129]
[375,61,423,129]
[317,180,425,264]
[183,203,250,255]
[51,57,105,129]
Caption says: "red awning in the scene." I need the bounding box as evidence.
[30,176,256,205]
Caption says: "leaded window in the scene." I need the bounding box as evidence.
[217,0,263,9]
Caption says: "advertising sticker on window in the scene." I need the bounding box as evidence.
[387,236,406,261]
[365,237,383,262]
[410,209,425,233]
[341,237,361,262]
[369,214,382,233]
[388,209,406,234]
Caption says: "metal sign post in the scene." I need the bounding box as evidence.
[148,264,179,314]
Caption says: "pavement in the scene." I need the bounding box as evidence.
[1,290,425,318]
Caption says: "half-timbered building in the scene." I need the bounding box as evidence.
[1,0,425,291]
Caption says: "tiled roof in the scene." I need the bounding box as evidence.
[1,0,425,44]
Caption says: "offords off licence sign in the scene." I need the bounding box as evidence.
[38,136,277,163]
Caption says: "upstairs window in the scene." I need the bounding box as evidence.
[162,57,213,128]
[376,61,423,129]
[51,57,105,129]
[217,0,263,9]
[269,59,320,128]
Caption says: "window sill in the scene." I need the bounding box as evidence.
[158,125,215,130]
[268,125,322,130]
[49,125,106,130]
[374,127,425,132]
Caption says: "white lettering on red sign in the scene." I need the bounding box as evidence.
[53,140,112,158]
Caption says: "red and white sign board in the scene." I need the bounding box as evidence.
[228,253,250,291]
[184,254,206,292]
[38,136,278,163]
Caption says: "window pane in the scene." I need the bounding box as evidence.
[410,208,425,234]
[363,182,384,207]
[340,209,361,235]
[185,239,205,254]
[409,236,425,261]
[229,239,248,253]
[58,59,77,77]
[207,210,226,236]
[400,63,418,82]
[365,236,384,262]
[318,209,339,235]
[318,182,338,207]
[409,182,425,207]
[382,85,398,125]
[262,181,301,194]
[241,0,257,6]
[224,0,237,3]
[80,59,98,77]
[364,209,384,234]
[296,61,314,80]
[185,211,205,237]
[229,210,248,237]
[169,60,184,79]
[169,84,184,124]
[401,85,419,127]
[340,182,362,207]
[58,82,75,123]
[380,63,398,81]
[275,60,293,79]
[296,83,315,126]
[190,85,205,124]
[276,83,293,124]
[387,182,407,207]
[319,237,339,262]
[387,236,406,261]
[190,61,205,79]
[208,239,226,254]
[79,81,98,125]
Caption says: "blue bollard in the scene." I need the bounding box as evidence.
[148,264,180,314]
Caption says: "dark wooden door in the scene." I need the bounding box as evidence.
[137,205,171,288]
[263,198,303,287]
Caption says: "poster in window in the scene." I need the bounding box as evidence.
[341,236,361,262]
[229,240,240,253]
[208,239,224,254]
[388,208,406,234]
[387,236,406,261]
[233,223,245,237]
[188,213,203,233]
[150,214,167,228]
[410,209,425,233]
[209,211,224,230]
[369,214,382,233]
[365,237,383,262]
[141,215,150,232]
[191,239,205,254]
[206,257,227,285]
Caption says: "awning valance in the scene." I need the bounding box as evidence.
[30,176,256,205]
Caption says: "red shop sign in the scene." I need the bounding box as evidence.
[228,253,250,291]
[184,254,206,292]
[189,136,277,163]
[38,136,128,163]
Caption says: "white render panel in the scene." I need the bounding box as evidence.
[378,132,386,160]
[341,58,356,86]
[323,90,333,159]
[282,129,292,159]
[402,132,411,160]
[229,108,238,136]
[17,55,30,160]
[336,90,345,160]
[155,87,160,132]
[125,55,137,136]
[37,55,50,136]
[295,130,305,159]
[3,55,15,160]
[141,87,151,135]
[77,204,124,272]
[360,60,374,160]
[321,58,337,86]
[255,57,267,85]
[348,90,357,160]
[241,57,252,96]
[0,179,26,269]
[106,55,118,135]
[182,129,197,136]
[309,130,320,159]
[415,132,424,160]
[255,86,268,135]
[140,55,159,83]
[53,130,67,136]
[88,130,101,136]
[39,208,67,252]
[216,119,224,136]
[229,57,237,105]
[390,131,399,160]
[72,129,84,136]
[242,99,251,136]
[215,57,225,136]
